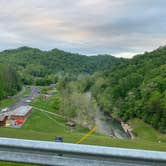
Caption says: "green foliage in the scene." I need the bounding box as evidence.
[0,90,166,153]
[0,98,16,109]
[0,162,37,166]
[129,118,166,143]
[0,47,124,85]
[31,96,60,113]
[57,78,97,128]
[0,121,166,152]
[90,47,166,133]
[0,45,165,135]
[0,64,22,102]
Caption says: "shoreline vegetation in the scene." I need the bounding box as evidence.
[0,85,165,155]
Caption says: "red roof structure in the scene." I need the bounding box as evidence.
[15,119,24,124]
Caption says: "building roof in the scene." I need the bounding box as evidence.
[12,106,32,116]
[0,114,7,121]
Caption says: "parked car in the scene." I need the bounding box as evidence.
[1,107,8,112]
[25,99,31,103]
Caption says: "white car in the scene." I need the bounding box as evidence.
[25,99,31,103]
[1,107,8,112]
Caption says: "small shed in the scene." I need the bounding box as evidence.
[11,106,32,120]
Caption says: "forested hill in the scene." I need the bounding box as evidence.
[0,64,21,100]
[0,47,124,85]
[91,46,166,133]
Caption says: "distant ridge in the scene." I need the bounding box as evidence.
[0,46,124,84]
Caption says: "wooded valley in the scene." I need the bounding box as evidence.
[0,46,165,133]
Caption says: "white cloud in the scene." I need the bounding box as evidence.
[114,52,140,59]
[0,0,166,57]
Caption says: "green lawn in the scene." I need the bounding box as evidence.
[0,94,166,165]
[129,118,166,143]
[0,162,37,166]
[0,98,16,109]
[23,109,67,133]
[1,97,166,148]
[1,107,166,151]
[0,86,30,109]
[20,87,31,97]
[31,96,58,113]
[1,114,166,166]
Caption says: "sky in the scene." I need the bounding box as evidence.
[0,0,166,58]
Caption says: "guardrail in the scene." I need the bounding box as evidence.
[0,137,165,166]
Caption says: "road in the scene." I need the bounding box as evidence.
[0,86,40,115]
[0,86,40,128]
[9,86,40,111]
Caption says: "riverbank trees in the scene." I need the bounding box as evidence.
[90,47,166,133]
[0,64,22,100]
[57,78,97,129]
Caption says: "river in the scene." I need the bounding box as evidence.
[86,92,129,139]
[95,109,129,139]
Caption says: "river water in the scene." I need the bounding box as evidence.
[95,109,129,139]
[86,92,129,139]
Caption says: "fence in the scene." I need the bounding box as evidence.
[0,137,165,165]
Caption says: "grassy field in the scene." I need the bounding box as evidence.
[0,91,166,165]
[0,162,37,166]
[0,117,166,166]
[0,98,16,109]
[1,109,166,151]
[20,87,31,97]
[1,96,166,151]
[129,118,166,143]
[0,86,30,109]
[31,96,58,113]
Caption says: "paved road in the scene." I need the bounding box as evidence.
[0,86,40,127]
[9,86,40,111]
[0,86,40,115]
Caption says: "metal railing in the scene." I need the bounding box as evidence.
[0,137,165,166]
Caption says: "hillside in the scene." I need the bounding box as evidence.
[0,46,165,133]
[0,64,21,100]
[90,46,166,133]
[0,47,124,85]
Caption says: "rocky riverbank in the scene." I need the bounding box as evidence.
[121,122,134,139]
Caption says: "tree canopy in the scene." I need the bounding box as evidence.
[89,46,166,133]
[0,64,22,100]
[0,47,124,85]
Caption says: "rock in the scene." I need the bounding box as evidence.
[66,121,76,127]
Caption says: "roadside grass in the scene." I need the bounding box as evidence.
[31,96,58,113]
[1,107,166,151]
[22,109,67,133]
[0,126,166,151]
[0,162,37,166]
[1,96,166,150]
[20,87,31,97]
[128,118,166,143]
[0,86,30,109]
[0,98,16,109]
[1,93,166,165]
[10,96,166,151]
[1,111,166,166]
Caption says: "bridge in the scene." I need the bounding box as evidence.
[0,137,165,165]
